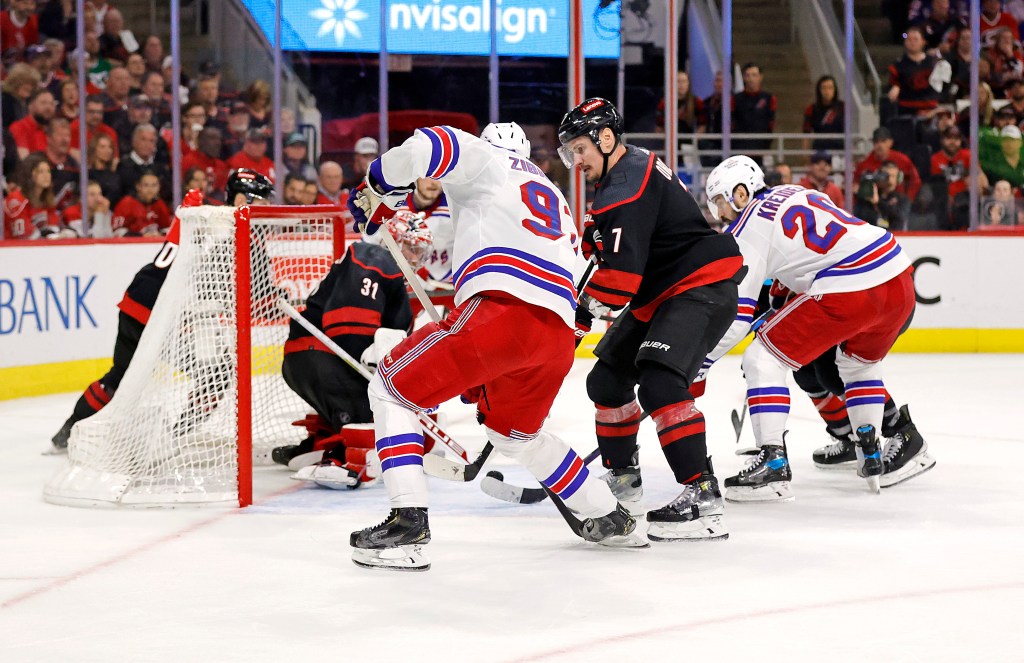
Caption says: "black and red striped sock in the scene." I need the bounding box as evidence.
[595,400,642,469]
[652,401,709,484]
[806,388,852,439]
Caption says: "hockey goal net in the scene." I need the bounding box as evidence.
[44,205,348,508]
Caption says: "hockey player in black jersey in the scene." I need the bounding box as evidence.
[558,98,745,541]
[271,212,431,488]
[49,169,275,452]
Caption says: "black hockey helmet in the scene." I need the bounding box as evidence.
[558,97,624,147]
[557,98,624,177]
[226,168,274,205]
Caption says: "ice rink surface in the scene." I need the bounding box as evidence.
[1,354,1021,662]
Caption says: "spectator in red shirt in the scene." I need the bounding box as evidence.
[182,127,229,197]
[112,170,171,236]
[981,0,1019,47]
[227,129,275,181]
[4,153,60,239]
[854,126,923,200]
[316,160,345,205]
[931,125,988,229]
[798,151,846,209]
[887,25,943,116]
[71,94,119,161]
[11,88,55,159]
[985,27,1024,96]
[183,167,222,205]
[1,0,40,61]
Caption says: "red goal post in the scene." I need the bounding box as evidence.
[45,204,348,508]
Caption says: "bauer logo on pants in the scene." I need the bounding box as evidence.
[640,340,671,351]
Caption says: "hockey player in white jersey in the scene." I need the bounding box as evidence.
[346,124,647,570]
[699,155,917,498]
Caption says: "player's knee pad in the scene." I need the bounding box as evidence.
[741,338,792,387]
[835,347,883,387]
[636,363,691,414]
[586,361,635,407]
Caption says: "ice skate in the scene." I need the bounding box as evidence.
[291,459,363,489]
[599,465,643,512]
[579,503,650,548]
[350,508,431,571]
[271,436,319,468]
[812,435,858,470]
[880,405,935,488]
[855,425,883,494]
[46,419,74,455]
[647,471,728,541]
[724,443,794,503]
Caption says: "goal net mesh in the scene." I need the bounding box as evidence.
[44,205,345,507]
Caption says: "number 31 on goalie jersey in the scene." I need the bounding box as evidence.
[520,181,574,244]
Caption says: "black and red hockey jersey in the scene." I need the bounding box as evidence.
[117,216,181,325]
[285,241,413,360]
[584,146,743,322]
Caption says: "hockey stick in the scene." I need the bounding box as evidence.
[277,300,470,463]
[480,408,651,505]
[731,404,747,443]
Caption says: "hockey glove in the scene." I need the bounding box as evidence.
[574,305,595,349]
[347,170,413,235]
[690,361,711,399]
[578,292,610,319]
[182,188,204,208]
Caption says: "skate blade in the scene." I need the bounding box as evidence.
[287,450,324,471]
[597,527,651,549]
[880,453,936,488]
[866,475,881,494]
[648,515,729,542]
[42,446,68,456]
[813,461,857,471]
[351,545,430,572]
[734,446,760,456]
[724,482,794,503]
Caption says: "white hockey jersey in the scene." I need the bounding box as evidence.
[373,126,579,327]
[707,184,912,361]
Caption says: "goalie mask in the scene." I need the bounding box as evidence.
[481,122,531,158]
[226,168,274,205]
[387,210,433,267]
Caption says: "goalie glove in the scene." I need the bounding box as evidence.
[346,168,413,235]
[359,327,408,371]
